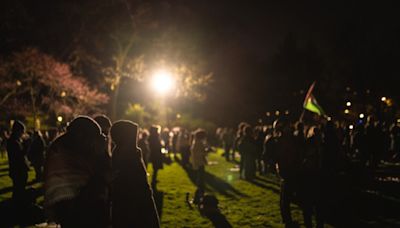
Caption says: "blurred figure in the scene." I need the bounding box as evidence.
[222,128,235,161]
[161,128,171,155]
[110,120,160,228]
[93,114,113,226]
[28,130,46,182]
[353,124,367,164]
[254,126,266,175]
[7,120,29,206]
[390,124,400,161]
[138,129,151,167]
[235,122,248,175]
[149,125,164,185]
[177,129,191,167]
[190,129,208,203]
[238,126,257,180]
[300,126,324,228]
[274,118,302,226]
[44,116,109,228]
[322,121,340,175]
[263,126,278,175]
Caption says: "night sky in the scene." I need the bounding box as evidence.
[1,0,399,125]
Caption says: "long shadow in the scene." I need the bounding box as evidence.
[205,210,233,228]
[0,167,9,172]
[204,172,247,198]
[151,182,164,220]
[247,179,280,195]
[0,187,45,227]
[176,159,247,199]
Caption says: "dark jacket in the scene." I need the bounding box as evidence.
[7,136,29,178]
[112,146,160,228]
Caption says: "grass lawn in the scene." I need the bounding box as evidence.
[0,149,328,227]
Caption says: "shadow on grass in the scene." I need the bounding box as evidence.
[204,210,233,228]
[176,158,247,199]
[0,187,44,227]
[247,179,280,195]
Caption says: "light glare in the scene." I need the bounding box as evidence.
[151,69,175,95]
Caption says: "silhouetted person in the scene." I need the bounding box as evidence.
[93,114,113,226]
[7,120,29,206]
[177,129,191,167]
[235,122,248,177]
[254,126,266,175]
[222,128,235,161]
[28,130,45,182]
[149,126,164,185]
[138,129,151,167]
[263,126,278,175]
[190,129,208,191]
[44,116,108,228]
[322,121,340,175]
[110,120,160,228]
[300,126,324,228]
[353,124,367,164]
[238,126,257,180]
[274,118,302,227]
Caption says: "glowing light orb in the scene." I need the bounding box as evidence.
[150,69,175,95]
[381,97,387,102]
[57,116,63,122]
[349,125,354,130]
[344,109,350,114]
[346,101,351,107]
[359,113,365,119]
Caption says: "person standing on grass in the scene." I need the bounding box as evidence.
[110,120,160,228]
[222,128,235,161]
[190,129,208,204]
[138,129,151,167]
[7,120,29,206]
[274,118,302,227]
[149,125,164,185]
[28,130,46,182]
[238,125,258,180]
[44,116,109,228]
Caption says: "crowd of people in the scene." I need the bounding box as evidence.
[1,113,400,227]
[1,114,215,227]
[216,116,400,227]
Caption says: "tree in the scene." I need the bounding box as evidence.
[0,48,108,127]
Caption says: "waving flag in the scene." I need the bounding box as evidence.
[303,82,325,116]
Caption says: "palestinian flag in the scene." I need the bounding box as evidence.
[303,82,325,116]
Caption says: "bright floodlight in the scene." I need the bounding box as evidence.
[151,69,175,95]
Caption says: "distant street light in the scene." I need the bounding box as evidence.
[150,69,175,95]
[344,109,350,114]
[346,101,351,107]
[381,96,387,102]
[349,125,354,130]
[359,113,365,119]
[275,110,280,116]
[57,116,63,122]
[60,91,66,97]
